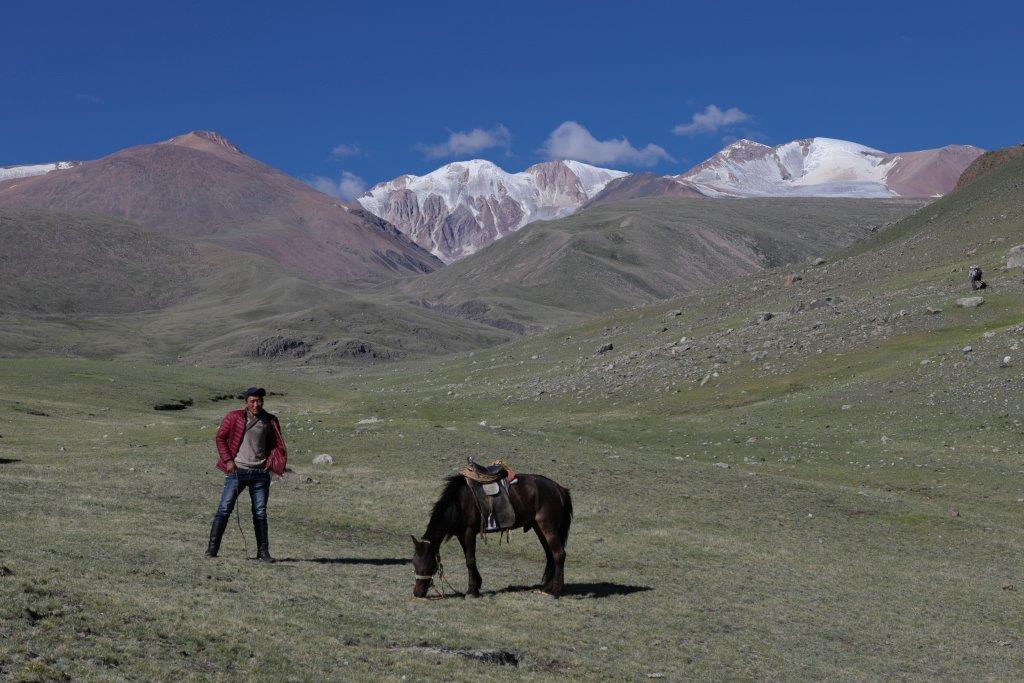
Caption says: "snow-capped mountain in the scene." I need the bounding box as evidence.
[357,159,626,262]
[678,138,983,198]
[0,161,79,182]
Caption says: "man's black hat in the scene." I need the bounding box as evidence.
[243,387,266,399]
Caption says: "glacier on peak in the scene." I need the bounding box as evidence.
[357,159,626,262]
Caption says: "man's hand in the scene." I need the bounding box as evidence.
[224,460,237,473]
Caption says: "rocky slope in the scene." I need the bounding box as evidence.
[0,131,440,281]
[357,159,626,262]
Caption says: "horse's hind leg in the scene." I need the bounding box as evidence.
[458,529,482,598]
[534,526,555,587]
[539,522,565,597]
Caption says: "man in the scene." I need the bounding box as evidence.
[205,387,287,561]
[969,265,986,290]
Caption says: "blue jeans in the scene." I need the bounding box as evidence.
[214,469,270,522]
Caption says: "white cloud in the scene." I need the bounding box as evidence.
[540,121,673,167]
[673,104,751,136]
[417,124,512,159]
[330,143,362,159]
[307,170,366,201]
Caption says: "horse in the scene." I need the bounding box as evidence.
[411,472,573,598]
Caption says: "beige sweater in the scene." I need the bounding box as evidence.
[234,412,268,470]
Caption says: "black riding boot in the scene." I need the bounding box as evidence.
[254,518,274,562]
[205,515,229,557]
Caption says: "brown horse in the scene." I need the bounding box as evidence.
[411,473,573,598]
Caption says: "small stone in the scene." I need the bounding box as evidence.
[597,343,614,354]
[841,405,852,410]
[962,346,973,354]
[782,273,802,285]
[812,257,827,266]
[955,297,985,308]
[713,462,730,469]
[312,454,334,465]
[1001,356,1013,367]
[948,506,959,518]
[881,436,891,445]
[925,306,942,315]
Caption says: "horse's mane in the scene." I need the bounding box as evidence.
[425,474,466,541]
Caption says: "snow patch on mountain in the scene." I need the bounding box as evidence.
[679,138,982,198]
[0,161,78,182]
[681,138,898,197]
[358,159,626,262]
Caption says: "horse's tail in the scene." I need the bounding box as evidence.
[558,485,573,547]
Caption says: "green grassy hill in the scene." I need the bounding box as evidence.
[392,197,922,329]
[0,208,207,314]
[0,209,509,363]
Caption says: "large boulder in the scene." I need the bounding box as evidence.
[1006,245,1024,269]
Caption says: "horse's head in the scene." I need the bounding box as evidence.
[410,535,437,598]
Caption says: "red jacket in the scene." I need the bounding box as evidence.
[215,409,288,475]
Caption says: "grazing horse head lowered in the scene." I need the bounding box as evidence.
[410,536,438,598]
[410,472,572,598]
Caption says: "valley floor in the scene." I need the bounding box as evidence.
[2,342,1023,679]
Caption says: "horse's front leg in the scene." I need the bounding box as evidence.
[458,529,482,598]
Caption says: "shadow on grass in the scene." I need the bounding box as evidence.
[0,458,20,465]
[487,582,652,598]
[276,557,409,566]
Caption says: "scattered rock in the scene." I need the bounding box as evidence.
[597,343,614,354]
[1006,244,1024,269]
[713,462,730,469]
[881,436,891,445]
[955,297,985,308]
[812,257,827,266]
[948,506,959,518]
[312,454,334,465]
[962,346,973,354]
[754,312,774,324]
[356,417,382,425]
[925,306,943,315]
[782,273,802,285]
[1001,356,1013,368]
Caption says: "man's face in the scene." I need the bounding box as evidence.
[245,395,264,416]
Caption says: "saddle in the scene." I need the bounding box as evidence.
[459,458,518,533]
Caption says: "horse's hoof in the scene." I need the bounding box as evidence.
[534,589,558,599]
[465,592,481,600]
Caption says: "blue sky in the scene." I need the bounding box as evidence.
[2,0,1022,199]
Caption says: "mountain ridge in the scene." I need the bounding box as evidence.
[0,131,441,281]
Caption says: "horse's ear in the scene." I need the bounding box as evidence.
[410,534,420,547]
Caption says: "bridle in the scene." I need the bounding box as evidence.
[414,553,455,598]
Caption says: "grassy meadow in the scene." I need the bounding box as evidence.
[3,317,1024,680]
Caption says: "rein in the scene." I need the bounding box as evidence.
[416,553,456,598]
